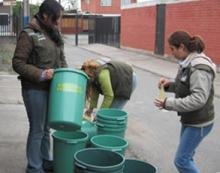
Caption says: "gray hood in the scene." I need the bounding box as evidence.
[180,52,217,77]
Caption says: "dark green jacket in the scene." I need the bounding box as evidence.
[175,64,214,124]
[12,18,67,90]
[93,61,133,99]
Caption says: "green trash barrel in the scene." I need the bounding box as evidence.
[48,68,88,131]
[123,159,158,173]
[52,131,88,173]
[74,148,125,173]
[90,135,128,155]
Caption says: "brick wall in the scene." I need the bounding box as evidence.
[165,0,220,64]
[121,6,156,52]
[121,0,220,65]
[81,0,97,13]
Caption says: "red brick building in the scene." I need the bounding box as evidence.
[80,0,220,66]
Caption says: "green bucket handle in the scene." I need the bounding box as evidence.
[96,122,104,127]
[111,148,122,152]
[116,117,126,121]
[66,141,78,144]
[75,162,87,170]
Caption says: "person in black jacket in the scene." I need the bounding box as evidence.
[12,0,67,172]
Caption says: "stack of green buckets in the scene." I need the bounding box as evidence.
[96,108,128,138]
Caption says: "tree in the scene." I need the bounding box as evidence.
[13,1,39,18]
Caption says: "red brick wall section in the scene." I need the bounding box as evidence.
[165,0,220,64]
[96,0,121,14]
[121,6,156,52]
[81,0,97,13]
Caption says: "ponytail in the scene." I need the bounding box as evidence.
[168,31,205,53]
[189,36,205,53]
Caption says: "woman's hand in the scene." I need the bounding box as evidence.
[45,69,54,80]
[40,69,54,81]
[154,98,166,109]
[158,77,170,88]
[85,108,93,117]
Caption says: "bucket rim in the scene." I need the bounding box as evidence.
[97,108,127,120]
[74,148,125,170]
[52,131,88,143]
[96,122,127,128]
[54,68,89,79]
[97,117,127,124]
[90,135,128,148]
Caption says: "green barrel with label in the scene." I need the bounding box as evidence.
[48,68,88,131]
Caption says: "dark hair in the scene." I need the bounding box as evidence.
[168,31,205,53]
[38,0,64,22]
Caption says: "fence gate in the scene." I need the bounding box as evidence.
[88,15,120,48]
[0,14,19,37]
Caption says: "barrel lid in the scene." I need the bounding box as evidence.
[55,68,89,79]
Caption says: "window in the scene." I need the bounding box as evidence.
[121,0,131,6]
[100,0,112,6]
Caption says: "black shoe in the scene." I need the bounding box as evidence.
[43,160,53,172]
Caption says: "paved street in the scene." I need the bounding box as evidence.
[0,35,220,173]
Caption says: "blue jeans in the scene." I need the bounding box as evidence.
[22,89,52,173]
[174,123,213,173]
[110,72,137,109]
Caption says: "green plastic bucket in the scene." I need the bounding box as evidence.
[123,159,158,173]
[97,117,127,125]
[96,108,127,121]
[74,148,125,173]
[90,135,128,155]
[52,131,88,173]
[97,124,126,138]
[96,122,127,129]
[48,68,88,131]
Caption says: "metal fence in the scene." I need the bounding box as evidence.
[88,15,120,48]
[0,15,19,37]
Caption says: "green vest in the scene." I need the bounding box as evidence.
[93,61,133,99]
[20,28,66,90]
[175,64,215,124]
[24,28,64,69]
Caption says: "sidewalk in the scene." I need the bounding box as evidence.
[76,42,220,98]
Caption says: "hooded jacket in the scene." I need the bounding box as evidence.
[164,52,216,125]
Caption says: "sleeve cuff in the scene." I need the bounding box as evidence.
[164,97,175,110]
